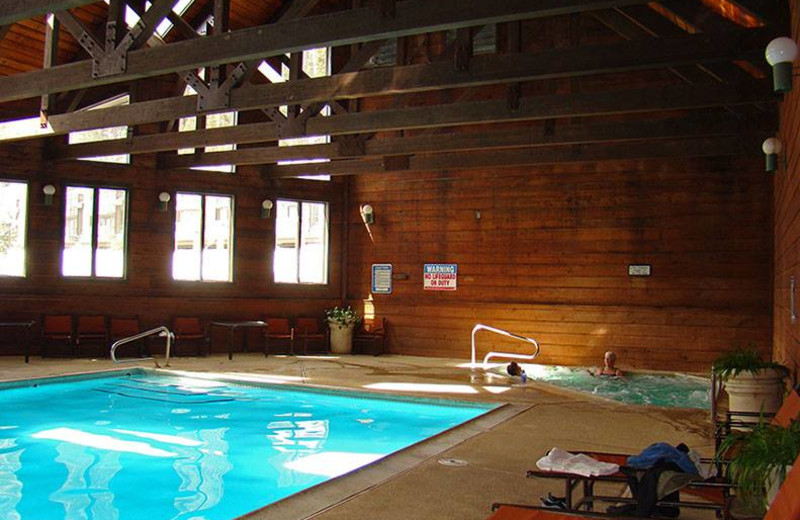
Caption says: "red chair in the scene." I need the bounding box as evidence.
[76,315,109,357]
[262,317,293,355]
[293,317,328,355]
[353,317,387,356]
[110,316,146,357]
[41,314,74,358]
[172,317,208,357]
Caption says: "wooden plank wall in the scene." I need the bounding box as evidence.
[0,142,343,357]
[346,156,772,373]
[773,1,800,385]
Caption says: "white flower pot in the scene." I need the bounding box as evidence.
[329,321,355,354]
[724,368,785,428]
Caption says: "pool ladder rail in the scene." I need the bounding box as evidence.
[470,323,540,368]
[110,326,173,368]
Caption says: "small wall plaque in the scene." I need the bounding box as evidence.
[628,264,652,277]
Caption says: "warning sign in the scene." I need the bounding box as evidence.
[423,264,457,291]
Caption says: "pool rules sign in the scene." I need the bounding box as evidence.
[424,264,457,291]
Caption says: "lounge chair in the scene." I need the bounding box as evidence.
[488,452,800,520]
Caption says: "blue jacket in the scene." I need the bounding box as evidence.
[626,443,698,474]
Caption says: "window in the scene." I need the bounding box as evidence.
[68,95,131,164]
[274,200,328,284]
[62,186,128,278]
[0,181,27,277]
[173,193,233,282]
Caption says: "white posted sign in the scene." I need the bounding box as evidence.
[423,264,457,291]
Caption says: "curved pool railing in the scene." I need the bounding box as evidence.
[470,323,540,367]
[110,326,173,368]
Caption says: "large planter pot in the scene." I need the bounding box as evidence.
[329,322,355,354]
[724,368,785,425]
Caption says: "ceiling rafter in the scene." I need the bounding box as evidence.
[48,80,775,160]
[0,0,654,103]
[258,136,758,178]
[0,0,97,26]
[156,113,774,169]
[33,28,771,137]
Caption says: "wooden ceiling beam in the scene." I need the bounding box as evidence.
[0,0,653,103]
[49,80,775,159]
[39,29,770,135]
[258,136,758,178]
[0,0,97,26]
[157,113,773,169]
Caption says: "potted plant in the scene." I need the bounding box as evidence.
[712,347,789,423]
[718,420,800,514]
[325,306,360,354]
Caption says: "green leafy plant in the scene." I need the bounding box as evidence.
[718,420,800,512]
[325,306,360,328]
[712,346,789,381]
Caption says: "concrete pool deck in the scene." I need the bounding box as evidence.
[0,354,717,520]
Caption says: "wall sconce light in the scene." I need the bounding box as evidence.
[765,37,798,93]
[158,191,171,212]
[42,184,56,206]
[261,199,273,219]
[360,204,374,224]
[762,137,783,172]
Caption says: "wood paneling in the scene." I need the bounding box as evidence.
[347,156,772,372]
[0,142,343,357]
[772,0,800,385]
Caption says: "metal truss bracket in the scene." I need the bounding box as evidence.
[196,63,247,111]
[92,20,144,78]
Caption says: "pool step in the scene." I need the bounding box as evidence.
[92,379,241,404]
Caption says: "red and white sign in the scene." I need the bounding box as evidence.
[423,264,457,291]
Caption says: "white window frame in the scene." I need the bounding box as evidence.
[0,180,28,278]
[273,199,329,285]
[61,185,129,279]
[172,192,235,282]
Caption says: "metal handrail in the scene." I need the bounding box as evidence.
[470,323,540,367]
[110,326,173,367]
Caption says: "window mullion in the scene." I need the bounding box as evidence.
[296,203,302,283]
[200,195,207,281]
[91,187,100,277]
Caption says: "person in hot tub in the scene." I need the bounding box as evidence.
[589,351,624,377]
[506,361,527,382]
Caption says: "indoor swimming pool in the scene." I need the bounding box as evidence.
[0,370,496,520]
[491,364,710,408]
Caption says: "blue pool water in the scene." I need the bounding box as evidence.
[0,372,494,520]
[513,364,711,408]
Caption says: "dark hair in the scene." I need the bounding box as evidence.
[507,362,522,376]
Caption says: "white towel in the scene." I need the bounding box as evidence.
[536,447,619,477]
